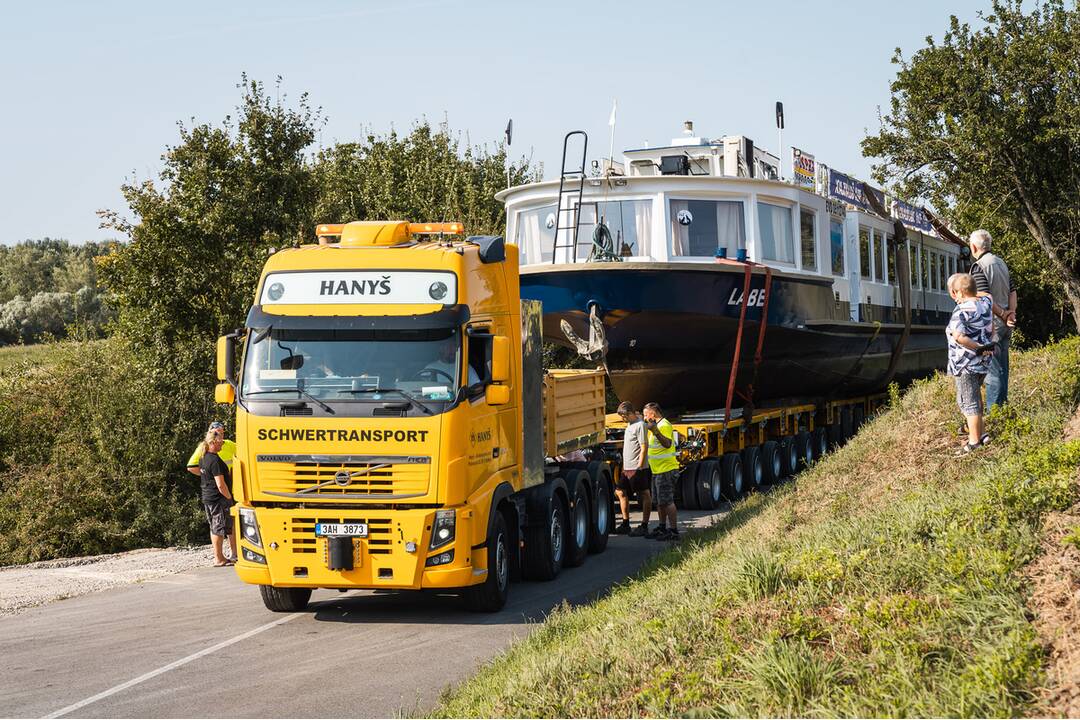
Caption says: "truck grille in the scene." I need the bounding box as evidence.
[288,517,393,555]
[256,454,431,500]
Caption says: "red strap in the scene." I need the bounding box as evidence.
[723,263,753,429]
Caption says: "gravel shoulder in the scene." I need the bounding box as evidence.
[0,545,217,615]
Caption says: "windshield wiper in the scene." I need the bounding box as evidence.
[244,387,335,414]
[338,387,436,415]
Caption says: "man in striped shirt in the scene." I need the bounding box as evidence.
[968,230,1017,408]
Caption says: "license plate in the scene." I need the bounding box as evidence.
[315,522,368,537]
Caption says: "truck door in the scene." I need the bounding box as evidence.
[463,324,500,486]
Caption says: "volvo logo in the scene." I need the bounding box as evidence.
[333,470,352,487]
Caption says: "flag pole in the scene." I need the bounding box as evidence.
[607,100,617,173]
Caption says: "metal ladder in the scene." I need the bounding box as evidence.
[550,131,589,264]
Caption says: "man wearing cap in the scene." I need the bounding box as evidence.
[187,421,236,477]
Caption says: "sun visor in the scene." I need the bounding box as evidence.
[245,304,470,331]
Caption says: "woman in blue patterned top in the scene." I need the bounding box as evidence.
[946,273,994,454]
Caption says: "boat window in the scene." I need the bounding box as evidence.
[921,247,930,289]
[830,219,844,276]
[909,242,919,288]
[799,208,817,271]
[670,199,745,257]
[758,203,794,264]
[859,227,872,280]
[513,204,557,265]
[877,231,889,284]
[948,254,956,277]
[929,252,939,291]
[939,252,947,290]
[576,199,652,259]
[884,234,896,285]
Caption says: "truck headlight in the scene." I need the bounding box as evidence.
[429,509,455,551]
[425,550,454,567]
[239,507,262,548]
[242,547,267,564]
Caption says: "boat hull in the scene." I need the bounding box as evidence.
[520,263,948,412]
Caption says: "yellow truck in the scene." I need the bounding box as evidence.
[215,221,613,612]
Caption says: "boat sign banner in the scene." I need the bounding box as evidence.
[892,198,934,234]
[827,169,884,212]
[259,271,457,305]
[792,148,815,189]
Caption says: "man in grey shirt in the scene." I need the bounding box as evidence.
[614,401,652,537]
[968,230,1017,408]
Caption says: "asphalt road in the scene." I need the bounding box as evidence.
[0,507,726,719]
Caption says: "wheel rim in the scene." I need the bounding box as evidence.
[753,458,763,485]
[575,499,588,547]
[733,464,743,494]
[596,487,609,534]
[550,508,563,562]
[771,453,781,477]
[495,532,509,591]
[788,445,797,471]
[711,468,722,502]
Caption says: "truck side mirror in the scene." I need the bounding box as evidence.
[216,335,235,382]
[485,384,510,406]
[491,335,510,383]
[214,382,235,404]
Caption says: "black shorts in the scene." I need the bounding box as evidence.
[616,467,652,494]
[203,498,234,537]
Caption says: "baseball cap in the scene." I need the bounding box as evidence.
[209,421,225,431]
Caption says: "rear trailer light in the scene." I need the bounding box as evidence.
[425,550,454,567]
[242,547,266,564]
[239,507,262,548]
[429,509,456,550]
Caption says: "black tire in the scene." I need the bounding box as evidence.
[828,417,846,449]
[795,431,813,470]
[564,472,591,568]
[761,440,782,484]
[523,488,566,581]
[586,463,612,554]
[697,460,723,509]
[741,445,763,491]
[779,436,798,478]
[720,453,744,501]
[464,510,510,612]
[812,427,829,461]
[679,463,700,510]
[259,585,311,612]
[840,406,854,443]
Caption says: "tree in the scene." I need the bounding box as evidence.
[863,0,1080,337]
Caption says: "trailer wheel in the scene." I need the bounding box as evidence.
[828,418,846,449]
[741,445,763,491]
[853,405,866,433]
[697,460,723,509]
[840,406,854,443]
[812,427,829,460]
[795,431,813,469]
[463,510,510,612]
[259,585,311,613]
[586,462,612,554]
[779,436,798,478]
[523,488,566,581]
[761,440,782,484]
[564,472,591,568]
[679,463,700,510]
[720,453,744,501]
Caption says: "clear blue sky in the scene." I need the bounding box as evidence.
[1,0,990,245]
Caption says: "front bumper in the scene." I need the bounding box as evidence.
[232,505,486,590]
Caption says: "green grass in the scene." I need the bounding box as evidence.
[0,342,62,368]
[433,338,1080,718]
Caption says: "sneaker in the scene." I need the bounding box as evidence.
[614,521,631,535]
[663,530,681,542]
[629,524,649,537]
[956,441,980,456]
[647,527,670,540]
[980,433,991,446]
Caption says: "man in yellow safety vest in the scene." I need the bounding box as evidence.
[643,402,680,541]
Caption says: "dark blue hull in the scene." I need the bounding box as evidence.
[520,263,948,412]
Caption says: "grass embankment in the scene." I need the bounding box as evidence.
[435,339,1080,718]
[0,341,69,369]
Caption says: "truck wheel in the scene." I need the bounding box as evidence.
[565,473,591,568]
[779,436,798,478]
[524,489,566,581]
[679,463,700,510]
[795,431,813,469]
[697,460,723,509]
[812,427,829,460]
[761,441,781,484]
[741,445,763,491]
[259,585,311,612]
[720,453,744,501]
[587,466,612,555]
[464,511,510,612]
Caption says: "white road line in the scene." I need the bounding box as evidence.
[42,612,303,719]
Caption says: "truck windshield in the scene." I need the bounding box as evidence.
[241,326,462,404]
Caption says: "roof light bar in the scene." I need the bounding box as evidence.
[408,222,464,235]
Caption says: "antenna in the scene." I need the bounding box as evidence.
[775,101,785,181]
[607,100,617,173]
[504,118,513,189]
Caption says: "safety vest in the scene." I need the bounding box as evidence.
[647,418,679,474]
